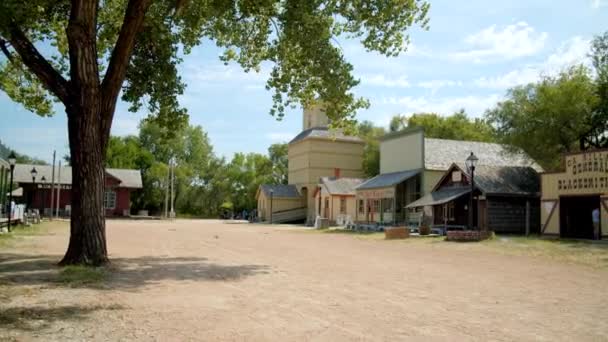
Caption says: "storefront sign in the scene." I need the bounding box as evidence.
[556,151,608,192]
[357,187,395,199]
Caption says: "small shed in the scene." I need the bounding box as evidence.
[407,163,541,234]
[314,177,364,225]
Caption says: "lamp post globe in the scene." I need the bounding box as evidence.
[466,152,478,231]
[6,152,16,232]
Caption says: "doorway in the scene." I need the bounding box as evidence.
[559,195,600,239]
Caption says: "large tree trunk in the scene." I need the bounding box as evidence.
[59,107,109,266]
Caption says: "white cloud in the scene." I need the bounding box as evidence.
[265,132,295,142]
[184,64,269,86]
[450,22,548,62]
[591,0,607,9]
[417,80,463,93]
[473,36,592,90]
[381,94,503,117]
[474,67,539,89]
[544,36,591,72]
[360,74,411,87]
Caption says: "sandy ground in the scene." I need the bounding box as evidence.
[1,219,607,341]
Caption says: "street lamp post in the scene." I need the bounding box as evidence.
[30,167,37,215]
[465,152,479,231]
[40,176,47,216]
[7,152,16,232]
[269,189,274,224]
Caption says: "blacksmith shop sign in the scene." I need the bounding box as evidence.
[556,151,608,192]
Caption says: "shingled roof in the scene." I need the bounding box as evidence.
[258,184,302,199]
[11,164,143,188]
[464,164,540,196]
[356,169,421,190]
[289,127,363,145]
[424,138,542,171]
[320,177,365,195]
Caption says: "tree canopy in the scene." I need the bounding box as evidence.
[486,65,602,170]
[389,110,496,142]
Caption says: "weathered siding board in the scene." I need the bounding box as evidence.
[487,197,539,233]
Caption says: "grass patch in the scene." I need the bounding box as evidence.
[0,221,64,248]
[58,265,108,287]
[479,236,608,268]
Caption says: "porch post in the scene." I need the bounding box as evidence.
[525,200,530,236]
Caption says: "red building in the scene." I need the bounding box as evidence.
[11,164,142,217]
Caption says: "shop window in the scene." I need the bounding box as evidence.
[371,199,380,213]
[340,197,346,214]
[104,191,116,209]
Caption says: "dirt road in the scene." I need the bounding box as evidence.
[1,220,607,341]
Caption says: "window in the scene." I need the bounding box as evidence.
[340,197,347,214]
[371,199,380,213]
[358,199,365,213]
[104,191,117,209]
[382,198,393,213]
[442,202,455,221]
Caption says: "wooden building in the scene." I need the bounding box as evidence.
[356,128,542,226]
[11,164,142,217]
[257,104,365,224]
[406,163,541,234]
[255,184,305,223]
[314,177,364,225]
[541,150,608,240]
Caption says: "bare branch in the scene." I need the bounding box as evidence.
[5,23,71,103]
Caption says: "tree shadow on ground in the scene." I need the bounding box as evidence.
[0,303,124,331]
[0,253,270,290]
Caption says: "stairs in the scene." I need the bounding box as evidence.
[268,207,307,224]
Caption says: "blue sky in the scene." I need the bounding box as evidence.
[1,0,607,162]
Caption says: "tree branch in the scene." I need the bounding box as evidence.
[0,39,14,62]
[100,0,152,142]
[4,23,71,103]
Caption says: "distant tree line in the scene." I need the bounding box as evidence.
[0,140,47,165]
[102,118,288,217]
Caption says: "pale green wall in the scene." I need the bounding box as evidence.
[380,130,424,174]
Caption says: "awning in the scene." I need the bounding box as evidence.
[7,187,23,197]
[406,187,470,208]
[356,169,420,190]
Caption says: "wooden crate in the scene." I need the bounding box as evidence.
[384,227,409,239]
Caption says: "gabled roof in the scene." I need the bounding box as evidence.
[436,163,540,196]
[424,138,542,172]
[258,184,302,199]
[289,127,363,145]
[356,169,420,190]
[470,164,540,196]
[320,177,365,196]
[11,164,143,189]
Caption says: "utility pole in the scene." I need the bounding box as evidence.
[50,151,56,220]
[56,161,61,218]
[170,157,175,218]
[164,162,170,219]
